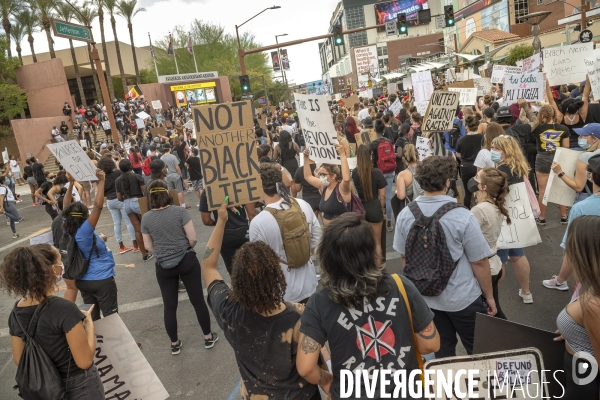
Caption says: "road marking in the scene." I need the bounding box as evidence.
[227,381,241,400]
[385,251,400,261]
[0,228,50,253]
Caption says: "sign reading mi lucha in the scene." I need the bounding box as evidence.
[50,18,93,43]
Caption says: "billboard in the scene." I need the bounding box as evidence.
[281,49,290,70]
[455,0,502,20]
[374,0,429,24]
[170,82,217,107]
[454,0,509,49]
[271,51,280,71]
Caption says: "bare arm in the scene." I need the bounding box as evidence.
[200,211,216,226]
[415,320,441,355]
[552,160,588,192]
[142,233,154,253]
[244,203,257,221]
[291,182,302,197]
[379,187,386,210]
[396,171,408,200]
[296,333,333,395]
[86,171,105,228]
[303,151,321,189]
[65,307,96,369]
[546,80,562,121]
[183,219,197,248]
[580,75,591,120]
[337,145,352,202]
[470,258,497,316]
[201,202,228,289]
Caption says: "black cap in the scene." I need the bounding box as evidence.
[362,117,374,127]
[150,159,165,180]
[589,154,600,175]
[496,107,512,118]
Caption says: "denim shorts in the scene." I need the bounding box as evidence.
[124,198,141,215]
[64,363,104,399]
[497,248,526,264]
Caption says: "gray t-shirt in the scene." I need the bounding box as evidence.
[141,205,192,256]
[393,195,492,312]
[578,148,600,165]
[160,153,180,178]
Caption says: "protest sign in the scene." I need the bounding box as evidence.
[522,53,541,74]
[388,98,402,117]
[542,148,580,207]
[101,121,110,130]
[504,72,544,103]
[47,141,97,181]
[151,100,162,110]
[422,91,460,132]
[355,129,376,147]
[347,157,357,170]
[445,68,456,83]
[402,77,412,89]
[294,93,340,165]
[584,55,600,100]
[373,87,384,99]
[135,118,145,129]
[497,182,542,249]
[411,71,434,103]
[150,126,166,138]
[192,101,261,210]
[448,87,477,106]
[136,111,150,120]
[416,136,432,161]
[415,101,429,117]
[446,79,474,89]
[387,82,397,95]
[345,94,359,107]
[30,230,53,246]
[490,65,523,84]
[474,77,492,96]
[94,314,169,400]
[543,42,593,86]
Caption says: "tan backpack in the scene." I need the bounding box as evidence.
[265,198,311,268]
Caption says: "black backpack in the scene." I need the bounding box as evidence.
[59,232,98,280]
[12,297,65,400]
[403,201,463,296]
[449,121,462,149]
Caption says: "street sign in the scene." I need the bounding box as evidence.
[241,94,254,100]
[51,18,93,43]
[580,29,593,43]
[435,15,446,30]
[385,21,397,36]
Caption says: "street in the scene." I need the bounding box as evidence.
[0,184,573,399]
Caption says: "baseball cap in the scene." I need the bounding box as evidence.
[496,107,512,118]
[150,159,165,180]
[101,143,107,148]
[574,123,600,139]
[362,117,374,127]
[153,137,159,143]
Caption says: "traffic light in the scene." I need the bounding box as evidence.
[397,13,408,35]
[444,5,455,27]
[240,75,251,95]
[333,25,344,46]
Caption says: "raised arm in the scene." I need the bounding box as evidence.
[546,80,563,122]
[303,151,321,189]
[201,201,228,289]
[86,170,105,228]
[337,144,352,202]
[580,75,591,121]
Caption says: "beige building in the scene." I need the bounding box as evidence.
[21,40,153,106]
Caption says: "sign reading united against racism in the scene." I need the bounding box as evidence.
[47,140,98,181]
[192,101,261,210]
[422,91,460,132]
[504,73,544,103]
[294,93,340,165]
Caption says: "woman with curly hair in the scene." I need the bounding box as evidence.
[296,213,439,398]
[2,244,103,399]
[202,202,322,400]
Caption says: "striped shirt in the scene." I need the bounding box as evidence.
[141,205,191,256]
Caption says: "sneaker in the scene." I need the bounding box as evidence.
[15,199,22,203]
[535,218,546,226]
[204,333,219,349]
[33,203,40,207]
[386,220,393,232]
[12,233,20,239]
[519,289,533,304]
[17,218,24,223]
[132,247,140,253]
[543,275,569,291]
[171,339,183,355]
[560,217,568,225]
[119,247,133,254]
[143,254,154,262]
[178,281,186,292]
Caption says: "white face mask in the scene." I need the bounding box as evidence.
[319,176,330,187]
[54,263,64,284]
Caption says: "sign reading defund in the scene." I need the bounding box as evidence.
[422,91,460,132]
[504,73,544,102]
[294,93,340,165]
[193,102,261,210]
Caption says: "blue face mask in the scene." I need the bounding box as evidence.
[490,150,503,163]
[578,137,591,150]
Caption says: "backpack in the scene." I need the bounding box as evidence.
[449,121,462,149]
[264,198,311,269]
[376,138,397,173]
[12,297,66,400]
[59,233,98,280]
[334,184,366,219]
[403,201,463,296]
[142,156,152,176]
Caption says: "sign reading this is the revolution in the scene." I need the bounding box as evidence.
[193,101,261,210]
[422,91,460,132]
[47,140,97,181]
[294,93,340,165]
[504,73,544,102]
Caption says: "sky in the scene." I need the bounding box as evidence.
[15,0,341,85]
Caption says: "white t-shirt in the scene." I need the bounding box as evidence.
[9,160,20,173]
[280,125,294,136]
[474,149,494,169]
[249,198,321,302]
[0,185,15,202]
[357,108,370,122]
[63,182,82,203]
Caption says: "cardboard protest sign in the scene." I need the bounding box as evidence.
[402,77,412,89]
[94,314,169,400]
[415,136,432,161]
[522,53,541,74]
[355,129,376,147]
[542,148,580,207]
[425,348,549,399]
[294,93,340,165]
[446,79,474,89]
[345,94,360,108]
[415,101,429,117]
[491,65,523,84]
[497,182,542,249]
[448,87,477,106]
[504,72,544,103]
[192,101,261,210]
[388,98,402,117]
[474,77,492,96]
[150,127,166,138]
[47,141,97,181]
[135,118,145,129]
[543,42,593,86]
[101,121,110,130]
[422,91,460,132]
[411,71,434,103]
[136,111,150,120]
[151,100,162,110]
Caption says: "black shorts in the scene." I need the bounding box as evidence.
[535,152,554,174]
[363,198,384,223]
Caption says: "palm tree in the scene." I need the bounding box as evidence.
[1,0,22,58]
[29,0,57,58]
[104,0,126,94]
[89,0,114,100]
[9,18,25,62]
[76,4,101,102]
[116,0,144,85]
[54,1,86,106]
[15,8,39,62]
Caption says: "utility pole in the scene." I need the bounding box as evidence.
[262,75,270,110]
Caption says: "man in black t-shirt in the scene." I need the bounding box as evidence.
[59,121,69,141]
[34,172,58,220]
[186,148,203,201]
[30,158,45,187]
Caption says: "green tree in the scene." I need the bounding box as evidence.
[116,0,144,85]
[28,0,57,58]
[1,0,21,58]
[75,4,101,102]
[104,0,127,95]
[505,44,534,66]
[0,36,27,120]
[139,67,156,84]
[9,17,25,62]
[14,7,39,63]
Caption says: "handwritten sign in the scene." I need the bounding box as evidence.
[151,100,162,110]
[474,78,492,96]
[388,98,402,117]
[504,73,544,102]
[136,111,150,120]
[497,182,542,249]
[448,87,477,105]
[585,55,600,100]
[416,136,432,161]
[294,93,340,165]
[101,121,110,130]
[135,118,145,129]
[522,53,541,74]
[491,65,523,84]
[355,128,376,148]
[94,314,169,400]
[496,359,533,386]
[415,101,429,117]
[543,148,580,207]
[422,91,460,132]
[543,42,594,86]
[192,101,261,210]
[30,231,53,246]
[47,141,97,181]
[402,77,412,89]
[411,71,434,103]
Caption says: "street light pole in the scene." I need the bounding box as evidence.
[236,6,281,75]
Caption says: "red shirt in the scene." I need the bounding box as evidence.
[128,153,142,169]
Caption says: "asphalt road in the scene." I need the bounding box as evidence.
[0,184,573,399]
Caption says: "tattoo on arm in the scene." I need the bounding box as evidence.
[417,323,437,340]
[203,247,214,260]
[300,335,320,355]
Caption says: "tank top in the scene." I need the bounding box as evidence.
[560,115,585,149]
[405,166,424,198]
[319,185,347,220]
[556,300,595,356]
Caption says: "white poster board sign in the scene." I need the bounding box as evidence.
[294,93,340,165]
[585,55,600,100]
[94,314,169,400]
[47,141,97,181]
[416,136,432,161]
[522,53,541,74]
[403,77,413,89]
[422,91,460,132]
[504,73,545,103]
[388,98,402,116]
[497,182,542,249]
[136,111,150,120]
[101,121,110,131]
[151,100,162,110]
[387,82,397,95]
[135,118,145,129]
[491,65,523,84]
[448,87,477,106]
[411,71,434,103]
[415,101,429,117]
[543,42,594,86]
[30,231,54,246]
[542,148,580,207]
[474,78,492,96]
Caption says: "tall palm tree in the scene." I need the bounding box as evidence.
[9,18,25,62]
[104,0,126,94]
[0,0,22,58]
[15,7,39,62]
[76,3,101,102]
[54,1,86,106]
[116,0,144,85]
[89,0,114,100]
[29,0,57,58]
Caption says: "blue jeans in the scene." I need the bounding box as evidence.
[124,198,141,215]
[106,198,135,243]
[383,172,395,221]
[64,363,104,399]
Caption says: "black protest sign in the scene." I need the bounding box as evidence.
[422,91,460,132]
[193,102,261,210]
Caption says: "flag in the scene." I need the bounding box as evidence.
[187,36,193,54]
[149,43,156,60]
[167,39,174,56]
[128,85,144,99]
